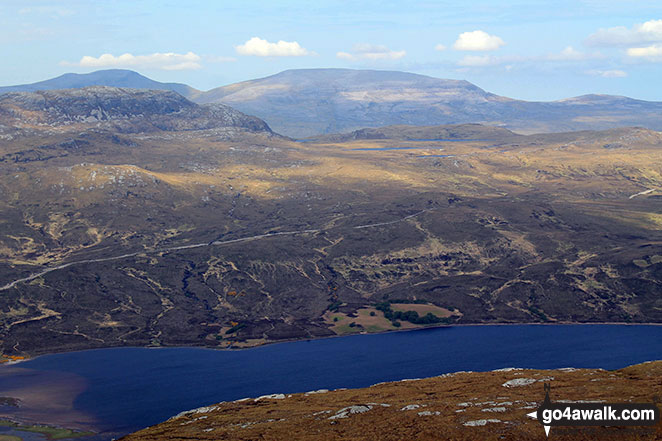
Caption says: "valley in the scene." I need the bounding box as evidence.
[0,87,661,357]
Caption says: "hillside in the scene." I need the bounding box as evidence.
[122,361,662,441]
[196,68,662,138]
[304,123,522,143]
[0,70,200,100]
[1,86,662,357]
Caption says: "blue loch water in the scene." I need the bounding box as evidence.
[1,324,660,438]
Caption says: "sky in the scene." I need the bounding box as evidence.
[2,0,662,101]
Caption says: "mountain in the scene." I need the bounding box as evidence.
[4,69,662,138]
[0,69,200,100]
[196,68,662,138]
[0,73,662,359]
[0,86,271,135]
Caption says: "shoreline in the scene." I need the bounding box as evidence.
[0,416,97,439]
[5,320,662,363]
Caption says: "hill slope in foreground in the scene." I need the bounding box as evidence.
[1,87,662,357]
[123,361,662,441]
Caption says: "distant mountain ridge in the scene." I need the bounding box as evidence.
[2,68,662,138]
[0,69,200,100]
[195,68,662,137]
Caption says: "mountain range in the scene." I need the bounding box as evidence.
[2,68,662,138]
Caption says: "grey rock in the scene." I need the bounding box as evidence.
[0,86,272,135]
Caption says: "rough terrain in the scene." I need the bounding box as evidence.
[0,88,662,356]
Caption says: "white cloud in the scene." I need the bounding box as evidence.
[627,44,662,61]
[62,52,203,70]
[336,44,406,61]
[586,19,662,47]
[547,46,586,61]
[434,44,446,51]
[18,6,74,17]
[546,46,604,61]
[453,30,504,51]
[586,69,628,78]
[235,37,313,57]
[457,55,499,66]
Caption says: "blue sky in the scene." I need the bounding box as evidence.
[2,0,662,100]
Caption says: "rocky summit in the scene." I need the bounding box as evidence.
[0,86,272,135]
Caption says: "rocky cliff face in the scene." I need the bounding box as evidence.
[0,86,272,134]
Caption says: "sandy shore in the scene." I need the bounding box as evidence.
[0,366,97,432]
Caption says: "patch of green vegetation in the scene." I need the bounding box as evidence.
[528,306,549,322]
[0,420,94,440]
[0,434,22,441]
[334,324,359,334]
[633,259,649,268]
[375,301,452,326]
[225,323,246,335]
[327,301,343,312]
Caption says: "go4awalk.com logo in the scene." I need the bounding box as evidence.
[527,384,660,437]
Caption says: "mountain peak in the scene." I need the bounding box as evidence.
[0,69,200,100]
[555,94,649,104]
[195,68,497,137]
[192,69,662,137]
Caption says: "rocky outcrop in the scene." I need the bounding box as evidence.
[0,86,272,134]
